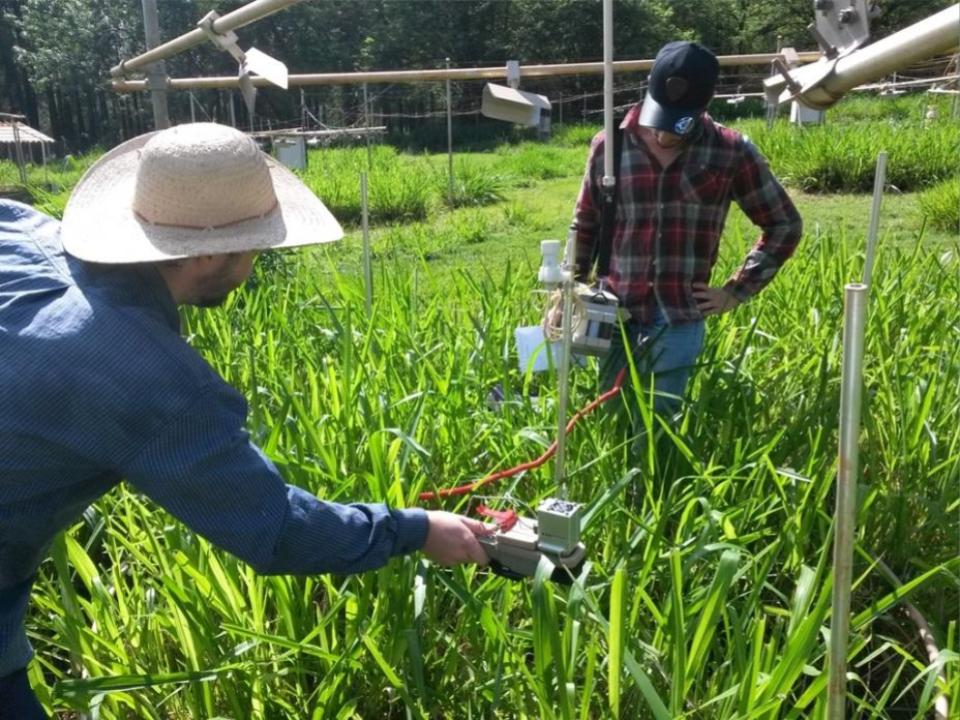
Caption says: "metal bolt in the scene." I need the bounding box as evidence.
[839,7,857,24]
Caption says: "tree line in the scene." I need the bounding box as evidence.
[0,0,952,154]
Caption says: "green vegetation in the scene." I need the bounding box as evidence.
[743,119,959,193]
[6,106,955,718]
[26,198,959,719]
[0,94,951,718]
[919,177,960,233]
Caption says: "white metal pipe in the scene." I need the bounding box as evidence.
[112,0,305,78]
[602,0,615,186]
[766,4,960,110]
[111,52,821,92]
[828,282,869,720]
[862,152,886,288]
[554,232,577,498]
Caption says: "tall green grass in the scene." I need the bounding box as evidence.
[24,206,958,718]
[6,103,957,717]
[919,177,960,233]
[740,118,959,193]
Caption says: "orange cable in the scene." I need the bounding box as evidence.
[417,367,627,502]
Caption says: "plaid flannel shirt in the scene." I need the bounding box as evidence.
[572,104,803,324]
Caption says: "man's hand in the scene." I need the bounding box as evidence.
[693,283,740,316]
[422,511,493,566]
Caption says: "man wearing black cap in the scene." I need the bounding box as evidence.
[571,41,802,416]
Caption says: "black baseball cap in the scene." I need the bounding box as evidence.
[638,41,719,136]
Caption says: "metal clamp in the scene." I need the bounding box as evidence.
[198,10,257,119]
[197,11,246,64]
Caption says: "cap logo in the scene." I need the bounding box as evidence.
[673,116,694,135]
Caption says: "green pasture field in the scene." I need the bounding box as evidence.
[4,96,958,718]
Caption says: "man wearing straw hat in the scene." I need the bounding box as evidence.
[571,41,803,417]
[0,122,490,717]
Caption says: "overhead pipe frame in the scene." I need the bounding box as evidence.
[110,52,822,93]
[765,3,960,110]
[111,0,306,79]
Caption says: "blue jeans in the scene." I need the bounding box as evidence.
[600,308,705,419]
[0,668,47,719]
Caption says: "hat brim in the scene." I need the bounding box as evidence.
[62,131,343,264]
[637,94,703,137]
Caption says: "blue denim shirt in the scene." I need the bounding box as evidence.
[0,201,428,677]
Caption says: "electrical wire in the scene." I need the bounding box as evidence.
[417,366,627,502]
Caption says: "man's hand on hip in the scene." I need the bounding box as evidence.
[422,511,493,566]
[693,283,740,316]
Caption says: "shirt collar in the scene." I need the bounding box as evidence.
[71,255,181,333]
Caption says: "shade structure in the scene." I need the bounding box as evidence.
[0,122,54,144]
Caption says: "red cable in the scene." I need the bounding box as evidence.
[418,367,627,502]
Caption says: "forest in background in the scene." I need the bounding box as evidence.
[0,0,954,153]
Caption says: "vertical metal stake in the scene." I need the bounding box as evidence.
[363,82,372,170]
[862,152,887,287]
[446,58,454,206]
[361,172,373,317]
[140,0,170,129]
[828,283,869,720]
[554,261,574,498]
[12,122,27,186]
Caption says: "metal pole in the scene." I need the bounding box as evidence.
[11,122,27,186]
[766,36,782,129]
[112,52,822,92]
[862,152,887,287]
[555,230,576,498]
[828,283,869,720]
[228,92,236,127]
[113,0,305,78]
[141,0,170,129]
[446,58,454,206]
[189,92,196,122]
[361,172,372,317]
[363,82,372,170]
[601,0,614,185]
[766,4,960,110]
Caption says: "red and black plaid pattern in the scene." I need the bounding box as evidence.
[572,105,803,324]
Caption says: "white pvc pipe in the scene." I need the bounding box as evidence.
[828,282,869,720]
[111,52,821,92]
[112,0,305,78]
[766,4,960,109]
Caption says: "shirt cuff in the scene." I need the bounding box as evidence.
[722,279,753,303]
[391,507,429,556]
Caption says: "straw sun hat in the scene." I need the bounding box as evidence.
[62,122,342,264]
